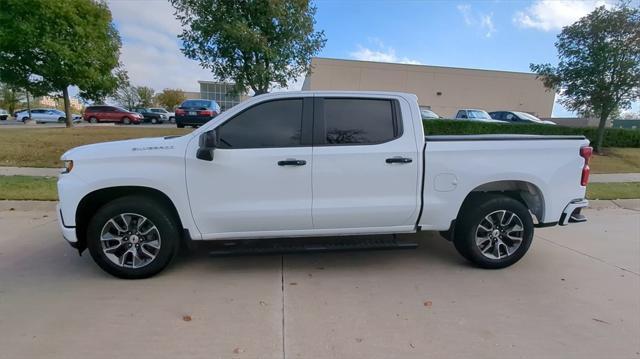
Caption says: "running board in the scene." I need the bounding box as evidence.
[208,237,418,257]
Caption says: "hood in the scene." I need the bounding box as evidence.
[61,136,186,161]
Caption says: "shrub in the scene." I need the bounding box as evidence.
[423,120,640,148]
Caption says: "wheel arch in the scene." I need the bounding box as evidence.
[458,180,545,224]
[74,186,185,253]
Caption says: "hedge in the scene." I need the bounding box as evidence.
[423,120,640,148]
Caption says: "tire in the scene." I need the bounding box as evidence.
[169,117,175,123]
[22,116,29,122]
[151,117,158,124]
[89,117,98,124]
[58,117,66,122]
[453,193,534,269]
[86,196,180,279]
[176,123,184,128]
[122,117,131,125]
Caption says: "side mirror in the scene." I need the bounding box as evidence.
[196,130,217,161]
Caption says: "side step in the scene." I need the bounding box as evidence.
[208,236,418,257]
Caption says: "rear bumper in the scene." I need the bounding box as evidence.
[57,204,78,247]
[175,116,214,126]
[559,199,589,226]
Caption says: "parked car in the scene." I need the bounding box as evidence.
[420,108,440,120]
[133,108,167,124]
[0,109,8,120]
[149,107,175,123]
[14,108,81,123]
[57,91,591,278]
[175,99,221,128]
[489,111,557,125]
[83,105,143,125]
[455,109,506,123]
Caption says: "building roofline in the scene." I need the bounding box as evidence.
[312,57,538,76]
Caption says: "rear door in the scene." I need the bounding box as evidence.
[311,96,420,230]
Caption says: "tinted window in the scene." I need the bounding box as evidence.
[181,100,213,109]
[323,99,397,145]
[217,99,303,149]
[456,110,466,118]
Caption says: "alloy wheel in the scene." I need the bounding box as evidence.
[100,213,162,269]
[474,210,524,260]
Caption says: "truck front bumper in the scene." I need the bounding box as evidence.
[559,199,589,226]
[57,204,78,247]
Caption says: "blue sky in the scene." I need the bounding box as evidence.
[107,0,638,117]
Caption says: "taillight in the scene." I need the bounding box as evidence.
[199,110,213,116]
[175,109,185,116]
[580,146,592,186]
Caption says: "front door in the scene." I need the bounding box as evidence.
[311,97,420,230]
[186,97,314,238]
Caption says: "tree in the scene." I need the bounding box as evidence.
[113,84,140,110]
[156,89,186,109]
[0,83,23,114]
[136,86,155,107]
[0,0,125,127]
[171,0,326,95]
[530,4,640,153]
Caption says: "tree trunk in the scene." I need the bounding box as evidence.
[25,90,31,120]
[595,110,609,155]
[62,86,73,128]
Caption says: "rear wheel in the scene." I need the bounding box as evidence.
[122,117,131,125]
[87,196,180,279]
[151,117,158,124]
[453,194,534,269]
[176,123,184,128]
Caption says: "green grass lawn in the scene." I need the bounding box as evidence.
[1,175,638,202]
[0,127,191,168]
[585,182,640,200]
[590,148,640,173]
[0,175,58,201]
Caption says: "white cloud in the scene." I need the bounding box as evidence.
[514,0,612,31]
[349,39,421,65]
[107,0,216,91]
[457,4,496,38]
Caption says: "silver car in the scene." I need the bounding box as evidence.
[15,108,81,123]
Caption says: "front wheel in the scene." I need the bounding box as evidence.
[122,117,131,125]
[86,196,180,279]
[453,193,534,269]
[89,117,98,123]
[151,118,158,124]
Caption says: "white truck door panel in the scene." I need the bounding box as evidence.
[186,97,314,237]
[312,97,420,229]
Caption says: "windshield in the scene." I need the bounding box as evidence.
[181,100,212,109]
[150,108,167,113]
[514,111,543,122]
[467,110,491,119]
[420,109,439,119]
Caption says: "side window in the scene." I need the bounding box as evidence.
[505,113,516,121]
[217,99,303,149]
[456,110,466,118]
[321,98,398,145]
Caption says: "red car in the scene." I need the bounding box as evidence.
[83,105,143,125]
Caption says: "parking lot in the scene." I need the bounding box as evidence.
[0,200,638,359]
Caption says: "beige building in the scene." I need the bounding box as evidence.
[302,57,555,118]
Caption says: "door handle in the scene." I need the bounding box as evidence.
[386,157,412,164]
[278,159,307,166]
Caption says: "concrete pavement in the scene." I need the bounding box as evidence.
[0,202,638,359]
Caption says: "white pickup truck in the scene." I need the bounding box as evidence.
[57,91,592,278]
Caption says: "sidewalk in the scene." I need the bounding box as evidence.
[1,166,640,183]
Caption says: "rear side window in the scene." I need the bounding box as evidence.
[321,98,399,145]
[217,99,303,149]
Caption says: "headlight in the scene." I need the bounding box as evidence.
[61,160,74,174]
